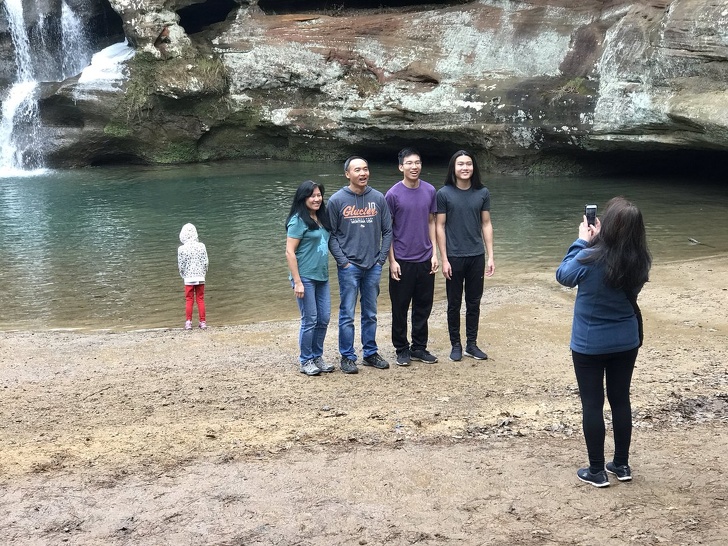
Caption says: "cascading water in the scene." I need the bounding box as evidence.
[62,1,94,78]
[0,0,95,175]
[0,0,40,173]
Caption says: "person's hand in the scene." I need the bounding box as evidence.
[389,260,401,280]
[442,259,452,280]
[579,215,592,243]
[579,215,600,241]
[294,280,304,299]
[485,257,495,277]
[430,255,439,275]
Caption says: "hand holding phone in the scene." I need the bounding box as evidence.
[585,204,597,226]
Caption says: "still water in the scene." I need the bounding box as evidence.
[1,160,726,331]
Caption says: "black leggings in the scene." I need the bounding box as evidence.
[572,348,638,473]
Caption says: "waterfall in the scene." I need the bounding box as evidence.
[62,1,94,78]
[75,40,135,98]
[0,0,40,173]
[0,0,95,175]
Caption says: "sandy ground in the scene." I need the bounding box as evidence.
[1,256,727,545]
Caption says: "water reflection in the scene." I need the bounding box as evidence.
[0,161,725,330]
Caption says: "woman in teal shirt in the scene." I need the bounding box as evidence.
[285,180,333,376]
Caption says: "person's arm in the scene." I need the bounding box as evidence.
[556,216,595,287]
[178,247,186,278]
[327,199,348,267]
[555,240,589,287]
[385,192,399,279]
[378,197,393,265]
[481,211,495,277]
[285,236,304,298]
[436,213,451,280]
[428,213,439,274]
[202,244,209,274]
[388,246,400,280]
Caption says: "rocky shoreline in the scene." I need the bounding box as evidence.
[1,254,726,544]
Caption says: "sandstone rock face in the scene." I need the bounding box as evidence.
[3,0,728,173]
[591,0,728,150]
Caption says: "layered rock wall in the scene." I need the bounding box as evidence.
[3,0,728,173]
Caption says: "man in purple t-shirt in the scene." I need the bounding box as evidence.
[385,148,439,366]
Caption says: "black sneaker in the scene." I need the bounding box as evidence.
[449,344,463,362]
[395,348,411,366]
[313,356,335,373]
[577,468,610,488]
[299,359,321,376]
[340,356,359,374]
[464,344,488,360]
[363,353,390,369]
[606,462,632,482]
[410,349,438,363]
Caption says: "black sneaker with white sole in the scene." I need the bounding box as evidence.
[577,468,610,487]
[410,349,438,363]
[606,462,632,481]
[395,348,411,366]
[449,344,463,362]
[464,344,488,360]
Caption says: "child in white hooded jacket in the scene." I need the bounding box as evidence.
[178,223,209,329]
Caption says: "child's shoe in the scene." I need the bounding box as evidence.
[199,321,207,329]
[185,320,192,330]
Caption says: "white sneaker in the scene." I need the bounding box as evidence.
[299,359,321,376]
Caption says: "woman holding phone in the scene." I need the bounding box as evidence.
[556,197,652,487]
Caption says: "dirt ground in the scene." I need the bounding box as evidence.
[2,256,727,545]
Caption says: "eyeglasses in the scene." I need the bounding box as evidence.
[402,161,422,166]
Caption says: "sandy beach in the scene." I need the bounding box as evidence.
[2,255,727,545]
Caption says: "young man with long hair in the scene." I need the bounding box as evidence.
[436,150,495,362]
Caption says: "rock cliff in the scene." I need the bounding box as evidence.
[2,0,728,173]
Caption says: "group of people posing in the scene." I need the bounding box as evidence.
[285,147,652,489]
[285,148,494,377]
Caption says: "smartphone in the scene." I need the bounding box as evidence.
[585,204,597,226]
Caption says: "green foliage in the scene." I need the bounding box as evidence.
[560,77,589,95]
[151,141,198,164]
[121,54,158,122]
[346,72,381,97]
[119,54,228,123]
[190,56,228,95]
[103,121,131,138]
[548,77,592,106]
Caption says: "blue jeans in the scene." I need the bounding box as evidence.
[293,277,331,363]
[337,263,382,360]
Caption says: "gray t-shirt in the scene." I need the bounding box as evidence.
[436,184,491,257]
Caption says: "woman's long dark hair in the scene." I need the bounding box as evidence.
[285,180,330,231]
[579,196,652,290]
[444,150,483,189]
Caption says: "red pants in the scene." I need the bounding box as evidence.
[184,284,206,321]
